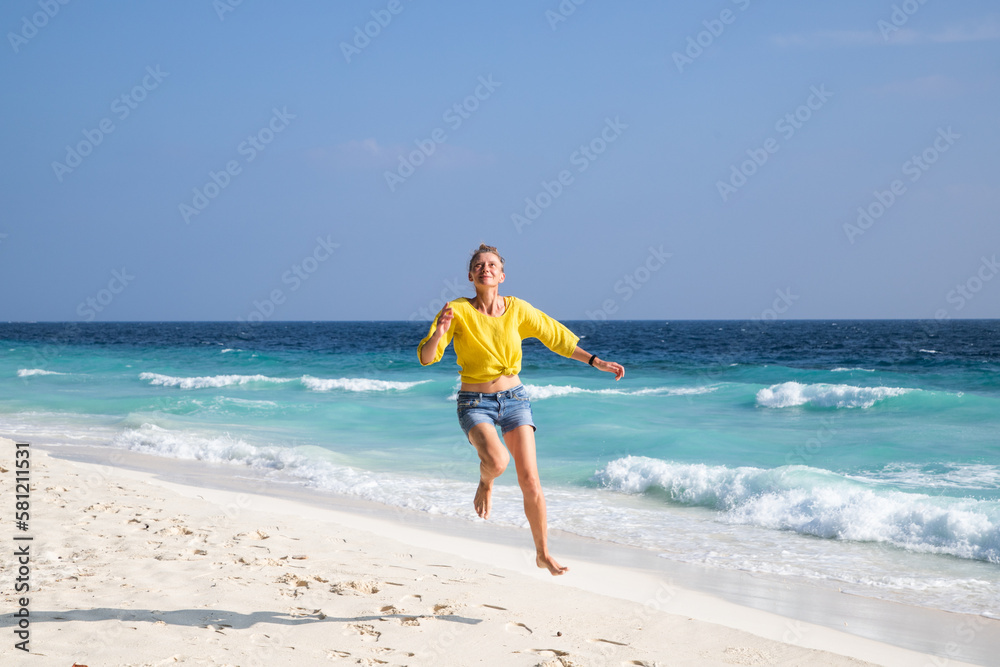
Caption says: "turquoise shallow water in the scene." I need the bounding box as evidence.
[2,320,999,616]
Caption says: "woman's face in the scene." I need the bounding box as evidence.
[469,252,505,286]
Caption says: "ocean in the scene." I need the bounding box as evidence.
[2,319,998,618]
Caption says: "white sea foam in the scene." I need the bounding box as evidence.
[831,367,875,373]
[300,376,428,392]
[212,397,280,411]
[756,381,911,409]
[111,423,483,516]
[115,423,269,462]
[593,456,1000,563]
[139,372,427,392]
[851,462,1000,491]
[17,368,65,377]
[524,384,718,401]
[139,372,294,389]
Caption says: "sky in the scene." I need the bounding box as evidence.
[1,0,998,322]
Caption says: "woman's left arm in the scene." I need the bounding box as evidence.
[571,347,625,381]
[516,300,624,380]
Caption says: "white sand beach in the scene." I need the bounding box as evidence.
[0,437,992,667]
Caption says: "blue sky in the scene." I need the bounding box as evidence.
[2,0,998,321]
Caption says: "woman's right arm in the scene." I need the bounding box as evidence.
[418,302,454,365]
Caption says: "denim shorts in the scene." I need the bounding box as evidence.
[456,384,536,436]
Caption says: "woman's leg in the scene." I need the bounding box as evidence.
[502,425,568,575]
[466,422,509,519]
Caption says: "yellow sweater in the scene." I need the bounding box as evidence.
[417,297,580,384]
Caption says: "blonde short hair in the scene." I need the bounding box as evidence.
[468,243,505,273]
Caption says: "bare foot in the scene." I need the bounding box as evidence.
[474,479,493,519]
[537,553,569,576]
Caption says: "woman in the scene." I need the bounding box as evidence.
[418,244,625,575]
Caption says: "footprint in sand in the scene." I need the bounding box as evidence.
[370,647,416,661]
[325,649,350,659]
[275,573,310,588]
[331,579,380,595]
[84,502,119,513]
[505,622,533,635]
[377,605,420,626]
[346,623,381,642]
[535,658,579,667]
[527,648,569,657]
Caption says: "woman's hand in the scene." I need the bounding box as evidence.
[595,358,625,381]
[572,347,625,380]
[435,303,454,336]
[419,303,455,366]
